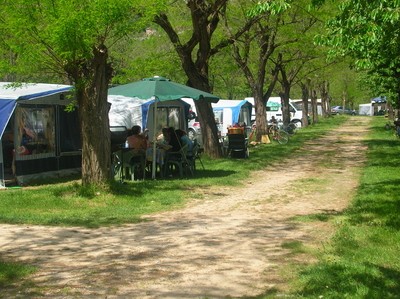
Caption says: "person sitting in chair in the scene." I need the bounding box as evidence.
[126,125,148,152]
[126,125,147,179]
[167,127,182,152]
[175,129,193,155]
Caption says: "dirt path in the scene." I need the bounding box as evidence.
[0,117,370,298]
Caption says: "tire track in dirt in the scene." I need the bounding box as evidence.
[0,117,371,298]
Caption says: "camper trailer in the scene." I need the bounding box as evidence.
[182,98,252,141]
[0,83,81,187]
[246,97,304,127]
[211,99,253,136]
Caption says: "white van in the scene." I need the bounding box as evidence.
[245,97,303,127]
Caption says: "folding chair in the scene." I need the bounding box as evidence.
[186,139,204,172]
[112,149,145,181]
[164,145,191,177]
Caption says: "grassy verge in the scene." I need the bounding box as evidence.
[286,116,400,298]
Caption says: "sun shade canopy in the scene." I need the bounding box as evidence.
[108,76,219,103]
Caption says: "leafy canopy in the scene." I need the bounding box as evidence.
[315,1,400,104]
[0,0,166,77]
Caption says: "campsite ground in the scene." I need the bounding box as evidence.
[0,117,370,298]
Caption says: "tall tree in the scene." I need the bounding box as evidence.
[318,0,400,110]
[227,1,288,141]
[229,0,325,137]
[1,0,162,186]
[153,0,257,158]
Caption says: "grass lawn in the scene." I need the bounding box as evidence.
[285,116,400,298]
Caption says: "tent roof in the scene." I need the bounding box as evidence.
[212,99,252,109]
[0,82,72,139]
[0,82,71,100]
[108,76,219,103]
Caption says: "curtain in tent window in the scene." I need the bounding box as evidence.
[14,106,55,158]
[155,107,181,134]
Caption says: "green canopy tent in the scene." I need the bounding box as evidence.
[108,76,219,179]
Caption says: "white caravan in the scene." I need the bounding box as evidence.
[245,97,303,127]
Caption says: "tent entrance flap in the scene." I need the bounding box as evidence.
[0,100,17,139]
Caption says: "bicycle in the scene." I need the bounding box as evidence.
[279,121,297,136]
[268,123,289,144]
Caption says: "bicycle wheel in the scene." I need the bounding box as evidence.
[268,125,277,136]
[276,129,289,144]
[286,123,297,135]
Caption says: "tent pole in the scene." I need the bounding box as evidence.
[152,99,158,179]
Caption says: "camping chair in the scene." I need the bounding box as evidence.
[164,144,191,177]
[112,149,146,181]
[186,139,204,173]
[227,133,249,158]
[110,126,128,152]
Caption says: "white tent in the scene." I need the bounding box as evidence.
[359,103,373,116]
[108,95,152,130]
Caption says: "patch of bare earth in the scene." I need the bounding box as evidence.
[0,117,371,298]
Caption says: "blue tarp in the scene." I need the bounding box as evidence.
[0,100,16,139]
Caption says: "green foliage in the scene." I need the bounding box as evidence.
[318,1,400,104]
[248,0,291,17]
[0,0,166,79]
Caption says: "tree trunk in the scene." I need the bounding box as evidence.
[279,81,291,126]
[154,10,223,158]
[311,89,318,124]
[75,45,112,186]
[193,100,222,158]
[254,91,267,141]
[320,81,329,117]
[300,81,310,128]
[277,61,292,126]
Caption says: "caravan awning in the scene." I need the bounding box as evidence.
[0,83,72,139]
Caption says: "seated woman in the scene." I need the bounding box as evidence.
[126,125,148,152]
[175,129,193,155]
[156,127,172,150]
[125,125,147,179]
[167,127,182,152]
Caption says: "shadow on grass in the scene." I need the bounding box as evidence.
[296,261,400,298]
[291,209,344,223]
[347,177,400,230]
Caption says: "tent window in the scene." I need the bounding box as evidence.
[239,108,251,126]
[15,106,55,157]
[213,111,223,125]
[155,107,181,133]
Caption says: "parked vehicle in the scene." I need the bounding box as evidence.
[331,106,356,115]
[187,117,201,141]
[246,97,304,127]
